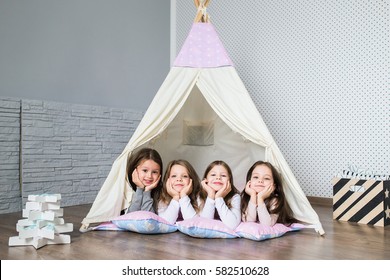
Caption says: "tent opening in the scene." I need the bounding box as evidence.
[139,84,265,189]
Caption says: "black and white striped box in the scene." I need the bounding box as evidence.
[332,177,390,227]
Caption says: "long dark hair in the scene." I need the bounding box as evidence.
[126,148,163,211]
[199,160,239,209]
[160,159,202,213]
[241,161,298,224]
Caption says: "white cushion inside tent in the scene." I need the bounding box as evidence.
[140,84,265,189]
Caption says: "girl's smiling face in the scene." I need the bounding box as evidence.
[136,159,161,186]
[169,164,190,192]
[250,164,274,193]
[206,165,229,191]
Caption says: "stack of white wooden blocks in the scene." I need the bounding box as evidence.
[8,194,73,249]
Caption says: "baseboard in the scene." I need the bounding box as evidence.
[307,196,332,207]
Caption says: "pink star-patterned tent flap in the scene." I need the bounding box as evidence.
[173,22,233,68]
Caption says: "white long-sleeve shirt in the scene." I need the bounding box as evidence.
[157,195,197,224]
[200,194,241,230]
[243,200,279,226]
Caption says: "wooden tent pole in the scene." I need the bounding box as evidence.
[194,0,210,23]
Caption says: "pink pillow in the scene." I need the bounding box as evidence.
[235,222,304,241]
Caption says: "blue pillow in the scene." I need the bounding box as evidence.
[176,217,239,238]
[111,211,177,234]
[92,221,126,231]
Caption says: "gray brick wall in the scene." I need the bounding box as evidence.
[0,97,143,213]
[21,99,143,207]
[0,97,22,213]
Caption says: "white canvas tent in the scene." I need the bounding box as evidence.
[81,0,324,235]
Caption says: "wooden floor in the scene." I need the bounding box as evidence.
[1,199,389,260]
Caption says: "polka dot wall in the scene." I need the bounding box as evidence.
[173,0,390,197]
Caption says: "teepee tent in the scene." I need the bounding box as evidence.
[81,0,324,235]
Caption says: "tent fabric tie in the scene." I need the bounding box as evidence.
[198,5,207,17]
